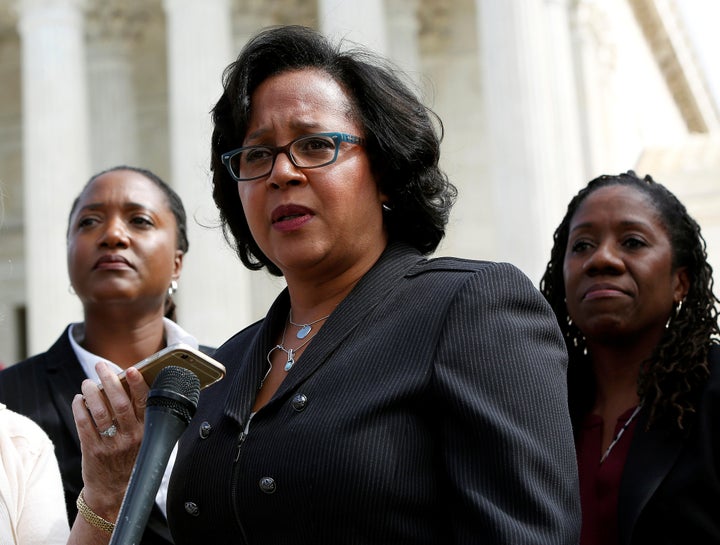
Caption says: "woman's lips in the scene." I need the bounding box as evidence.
[94,254,132,270]
[271,204,314,231]
[583,284,627,300]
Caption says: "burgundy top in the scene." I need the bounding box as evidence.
[576,406,640,545]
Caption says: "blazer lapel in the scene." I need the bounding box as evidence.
[273,243,423,401]
[222,243,425,421]
[223,309,286,426]
[617,408,684,545]
[45,328,92,450]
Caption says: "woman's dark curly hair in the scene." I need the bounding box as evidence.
[210,25,457,276]
[539,171,720,431]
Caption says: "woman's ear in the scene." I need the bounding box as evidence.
[673,266,690,303]
[172,250,185,280]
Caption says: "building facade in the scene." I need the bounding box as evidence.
[0,0,718,364]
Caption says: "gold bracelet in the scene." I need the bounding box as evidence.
[76,488,116,534]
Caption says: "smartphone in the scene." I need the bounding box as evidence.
[114,343,226,390]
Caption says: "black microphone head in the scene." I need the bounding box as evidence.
[147,365,201,424]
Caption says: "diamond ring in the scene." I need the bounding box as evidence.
[99,424,118,438]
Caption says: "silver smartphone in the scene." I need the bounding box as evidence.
[113,343,226,390]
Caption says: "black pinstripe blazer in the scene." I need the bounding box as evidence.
[617,345,720,544]
[168,243,581,544]
[0,329,174,545]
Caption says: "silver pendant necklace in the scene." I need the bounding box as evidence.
[267,310,322,372]
[289,309,331,339]
[599,404,642,464]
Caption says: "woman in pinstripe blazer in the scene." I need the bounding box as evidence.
[162,26,579,544]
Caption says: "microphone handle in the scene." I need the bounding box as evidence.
[108,407,187,545]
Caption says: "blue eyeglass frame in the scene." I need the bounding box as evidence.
[221,132,365,182]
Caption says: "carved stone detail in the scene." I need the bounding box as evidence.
[231,0,316,28]
[417,0,452,54]
[628,0,720,132]
[85,0,163,43]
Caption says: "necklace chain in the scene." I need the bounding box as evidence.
[267,310,325,372]
[599,404,642,464]
[288,309,331,339]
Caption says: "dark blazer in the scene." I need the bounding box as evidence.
[0,328,174,545]
[618,345,720,544]
[168,243,581,545]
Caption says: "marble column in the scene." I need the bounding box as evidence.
[85,6,141,170]
[386,0,421,77]
[476,0,567,281]
[319,0,388,54]
[572,0,616,177]
[542,0,587,227]
[18,0,88,353]
[162,0,255,348]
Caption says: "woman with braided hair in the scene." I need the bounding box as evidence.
[540,171,720,545]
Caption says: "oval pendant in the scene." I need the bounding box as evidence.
[296,325,311,339]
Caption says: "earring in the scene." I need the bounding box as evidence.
[168,280,178,297]
[382,203,392,213]
[68,284,76,295]
[665,299,683,329]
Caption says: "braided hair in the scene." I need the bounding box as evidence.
[540,171,720,431]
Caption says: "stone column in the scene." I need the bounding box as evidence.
[476,0,573,281]
[417,2,490,262]
[386,0,421,77]
[572,0,617,177]
[85,3,143,170]
[18,0,89,353]
[162,0,255,347]
[319,0,388,54]
[542,0,587,229]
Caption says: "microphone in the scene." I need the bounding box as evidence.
[109,365,201,545]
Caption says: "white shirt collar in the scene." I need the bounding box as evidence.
[68,317,200,382]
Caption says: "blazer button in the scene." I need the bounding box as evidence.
[259,477,276,494]
[291,393,308,412]
[199,421,212,439]
[184,501,200,516]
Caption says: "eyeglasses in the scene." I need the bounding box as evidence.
[221,132,365,182]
